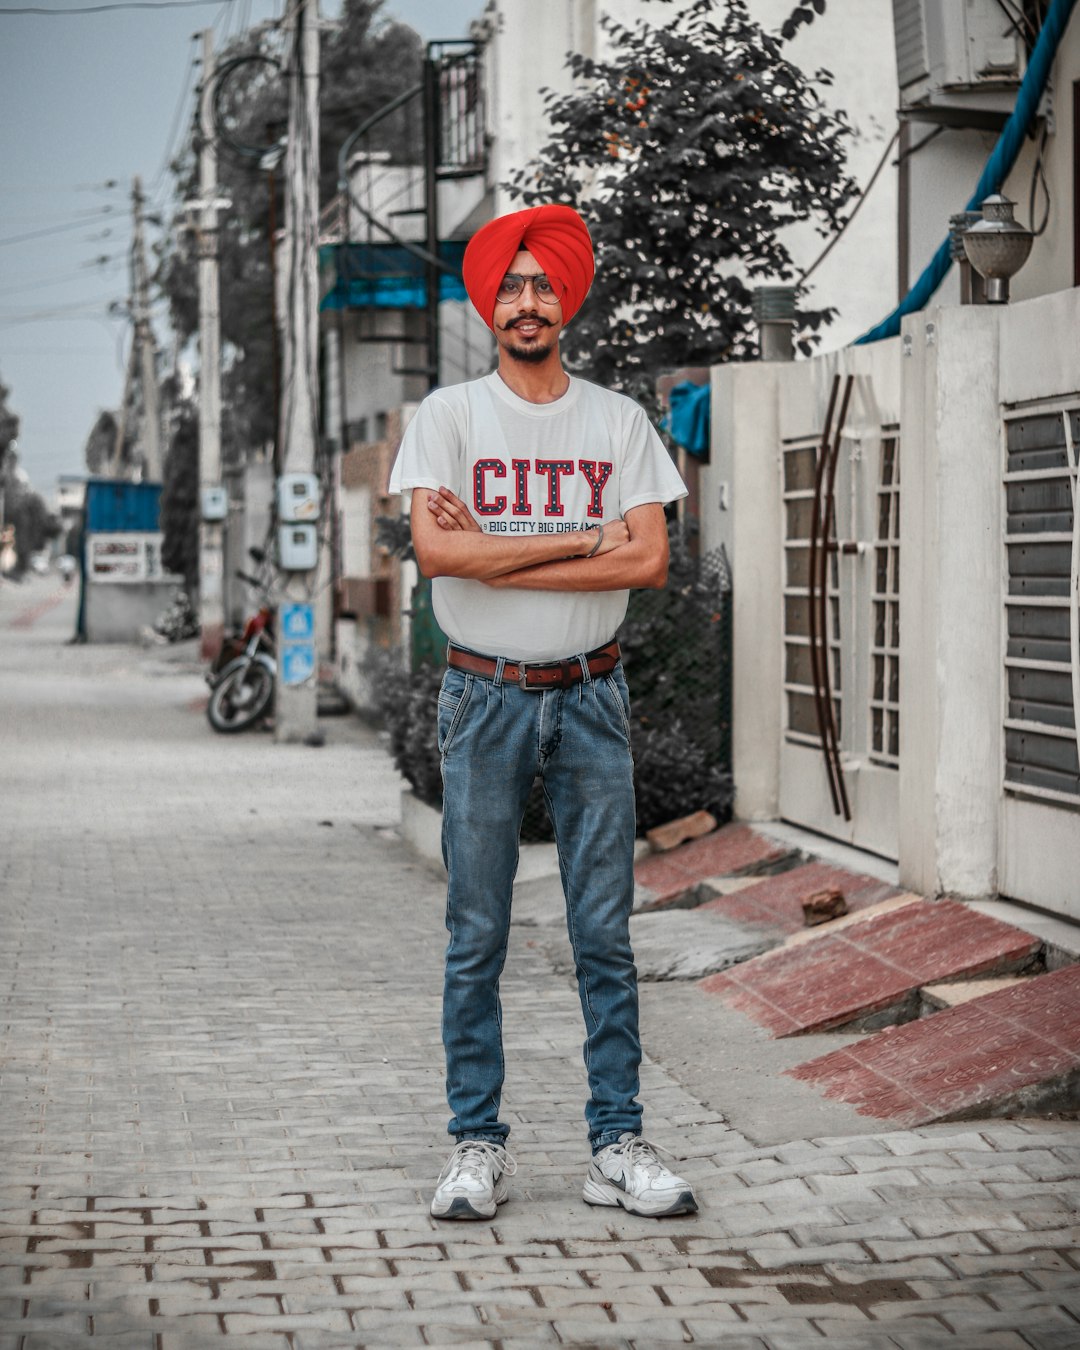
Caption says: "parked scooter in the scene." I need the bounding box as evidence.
[206,568,276,733]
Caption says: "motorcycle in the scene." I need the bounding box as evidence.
[206,568,276,733]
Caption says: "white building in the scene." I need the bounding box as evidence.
[704,0,1080,920]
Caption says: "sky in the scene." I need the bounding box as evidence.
[0,0,483,499]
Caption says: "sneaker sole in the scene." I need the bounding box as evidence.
[430,1180,509,1221]
[582,1174,698,1218]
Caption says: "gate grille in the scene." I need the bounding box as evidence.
[1003,405,1080,807]
[783,435,841,745]
[870,434,901,766]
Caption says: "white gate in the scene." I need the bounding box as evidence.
[778,372,901,860]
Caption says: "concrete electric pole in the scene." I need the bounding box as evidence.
[110,336,137,478]
[131,176,163,481]
[274,0,321,744]
[195,27,226,660]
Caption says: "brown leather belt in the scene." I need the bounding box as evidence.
[447,640,620,691]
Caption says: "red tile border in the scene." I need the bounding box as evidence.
[698,898,1042,1036]
[788,965,1080,1124]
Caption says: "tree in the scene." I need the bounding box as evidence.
[83,409,122,476]
[506,0,856,406]
[0,378,17,461]
[159,396,199,592]
[156,0,424,467]
[0,379,61,575]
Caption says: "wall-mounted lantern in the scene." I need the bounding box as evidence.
[961,194,1033,304]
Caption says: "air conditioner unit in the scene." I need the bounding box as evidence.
[892,0,1027,127]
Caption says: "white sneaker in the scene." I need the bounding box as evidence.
[583,1133,698,1217]
[430,1139,516,1220]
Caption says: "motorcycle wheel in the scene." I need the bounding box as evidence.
[206,658,275,733]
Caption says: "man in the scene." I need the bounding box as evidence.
[388,203,696,1221]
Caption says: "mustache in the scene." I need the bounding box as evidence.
[505,315,553,330]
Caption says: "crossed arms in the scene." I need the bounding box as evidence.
[410,486,668,592]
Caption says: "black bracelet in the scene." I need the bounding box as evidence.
[585,524,604,558]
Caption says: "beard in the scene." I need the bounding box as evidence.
[506,340,554,364]
[502,317,557,364]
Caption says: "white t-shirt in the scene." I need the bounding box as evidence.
[388,371,687,661]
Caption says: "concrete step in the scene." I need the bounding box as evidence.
[633,823,793,912]
[696,860,904,938]
[698,896,1044,1035]
[787,964,1080,1125]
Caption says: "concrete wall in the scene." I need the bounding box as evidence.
[84,580,182,643]
[905,126,997,309]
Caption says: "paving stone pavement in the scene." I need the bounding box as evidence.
[1,575,1079,1350]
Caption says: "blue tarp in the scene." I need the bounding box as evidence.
[84,479,162,533]
[663,381,711,459]
[320,241,469,311]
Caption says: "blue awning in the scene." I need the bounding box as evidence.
[320,241,468,311]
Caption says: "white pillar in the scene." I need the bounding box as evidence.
[898,304,1002,897]
[719,361,785,821]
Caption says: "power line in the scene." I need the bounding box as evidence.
[0,210,118,247]
[798,129,899,287]
[0,259,125,300]
[151,37,200,197]
[0,0,237,13]
[1,201,122,225]
[0,298,123,326]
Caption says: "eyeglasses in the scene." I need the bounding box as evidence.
[495,273,565,305]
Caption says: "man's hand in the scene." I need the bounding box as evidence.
[483,501,669,592]
[428,485,630,556]
[427,486,482,534]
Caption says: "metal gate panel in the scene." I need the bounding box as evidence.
[778,373,900,860]
[1002,404,1080,810]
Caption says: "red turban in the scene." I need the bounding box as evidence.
[462,204,595,331]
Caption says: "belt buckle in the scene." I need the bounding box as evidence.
[519,659,577,690]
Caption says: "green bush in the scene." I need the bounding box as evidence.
[369,522,733,839]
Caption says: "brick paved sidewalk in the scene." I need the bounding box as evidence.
[1,577,1078,1349]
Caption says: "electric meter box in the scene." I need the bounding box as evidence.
[200,486,228,522]
[278,522,318,571]
[277,472,320,523]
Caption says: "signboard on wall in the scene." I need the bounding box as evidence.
[88,532,172,584]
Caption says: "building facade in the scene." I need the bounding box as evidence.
[703,0,1080,919]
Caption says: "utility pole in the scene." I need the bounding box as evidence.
[110,336,137,477]
[275,0,321,744]
[196,27,225,660]
[131,176,162,480]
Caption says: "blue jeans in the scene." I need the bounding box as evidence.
[437,655,643,1154]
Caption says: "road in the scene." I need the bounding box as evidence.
[1,571,1078,1349]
